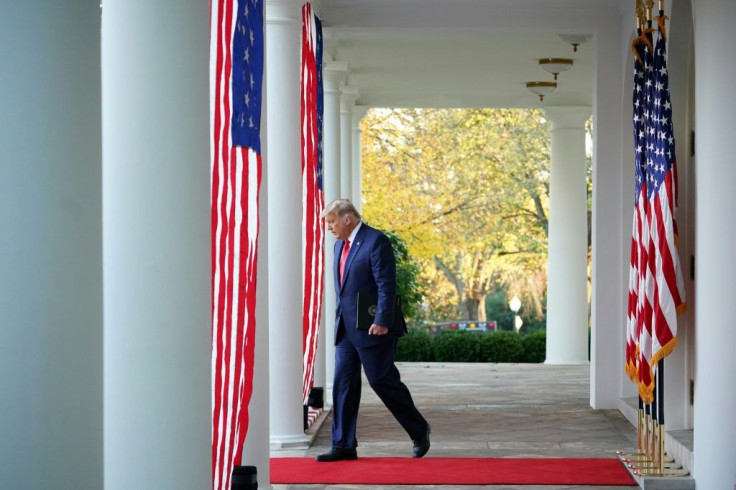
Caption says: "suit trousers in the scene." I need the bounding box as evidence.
[331,324,428,449]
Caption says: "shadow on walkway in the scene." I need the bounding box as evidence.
[274,363,638,490]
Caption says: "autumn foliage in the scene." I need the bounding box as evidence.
[361,108,551,324]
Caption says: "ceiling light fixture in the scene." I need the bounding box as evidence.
[556,34,592,52]
[538,58,574,80]
[526,81,557,102]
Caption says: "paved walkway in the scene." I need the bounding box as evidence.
[273,362,639,490]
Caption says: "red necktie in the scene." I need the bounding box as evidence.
[339,240,350,284]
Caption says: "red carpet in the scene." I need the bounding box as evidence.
[271,457,635,486]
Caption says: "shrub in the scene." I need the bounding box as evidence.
[396,329,433,362]
[432,330,481,362]
[484,290,515,331]
[480,331,523,362]
[520,329,546,363]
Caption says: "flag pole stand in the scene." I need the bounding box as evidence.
[617,403,648,460]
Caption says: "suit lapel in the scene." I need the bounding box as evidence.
[339,225,368,292]
[335,241,343,288]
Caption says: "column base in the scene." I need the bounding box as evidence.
[270,433,311,450]
[544,359,590,365]
[270,406,332,452]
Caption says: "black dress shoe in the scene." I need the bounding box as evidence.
[412,424,431,458]
[315,447,358,462]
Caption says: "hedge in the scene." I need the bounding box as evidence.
[395,329,546,363]
[480,331,523,362]
[432,330,481,362]
[520,329,547,363]
[395,329,433,361]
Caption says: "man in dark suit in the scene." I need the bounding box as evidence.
[316,199,430,462]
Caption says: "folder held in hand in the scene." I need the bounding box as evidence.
[356,292,406,333]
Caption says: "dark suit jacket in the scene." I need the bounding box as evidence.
[333,223,405,348]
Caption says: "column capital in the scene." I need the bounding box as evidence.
[323,61,348,92]
[352,105,369,129]
[266,0,302,25]
[340,85,360,113]
[322,27,338,60]
[544,106,591,130]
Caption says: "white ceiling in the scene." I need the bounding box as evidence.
[317,0,627,109]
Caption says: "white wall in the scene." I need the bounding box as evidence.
[0,3,103,489]
[661,0,696,431]
[692,0,736,487]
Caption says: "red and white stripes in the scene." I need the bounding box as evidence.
[625,18,686,403]
[210,0,262,488]
[301,2,325,406]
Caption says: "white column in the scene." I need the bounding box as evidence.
[340,86,359,201]
[313,311,327,399]
[243,196,271,484]
[692,1,736,487]
[102,1,210,488]
[266,0,309,448]
[544,107,591,365]
[589,18,626,409]
[0,4,103,489]
[241,21,271,484]
[321,62,347,393]
[352,106,369,213]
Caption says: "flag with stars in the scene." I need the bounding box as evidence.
[301,2,325,406]
[636,26,656,402]
[646,17,686,373]
[210,0,263,489]
[626,32,648,383]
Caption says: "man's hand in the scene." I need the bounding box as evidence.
[368,324,389,336]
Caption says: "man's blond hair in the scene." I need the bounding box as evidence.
[322,199,361,220]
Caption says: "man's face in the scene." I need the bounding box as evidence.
[325,212,352,241]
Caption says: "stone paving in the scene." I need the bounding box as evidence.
[273,362,639,490]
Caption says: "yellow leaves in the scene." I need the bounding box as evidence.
[362,108,552,318]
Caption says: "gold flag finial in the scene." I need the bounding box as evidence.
[635,0,646,29]
[645,0,654,21]
[634,0,641,28]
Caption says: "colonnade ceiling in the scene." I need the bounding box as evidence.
[317,0,626,109]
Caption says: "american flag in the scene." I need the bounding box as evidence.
[301,3,325,406]
[210,0,263,489]
[636,27,656,402]
[627,29,654,402]
[625,33,648,383]
[646,18,686,371]
[626,17,686,403]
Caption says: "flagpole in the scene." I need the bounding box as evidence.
[636,0,645,33]
[628,392,657,475]
[657,359,665,474]
[643,7,653,467]
[652,373,660,473]
[619,396,649,463]
[638,396,645,456]
[648,398,655,469]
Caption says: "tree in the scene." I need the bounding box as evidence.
[383,229,423,319]
[362,108,550,322]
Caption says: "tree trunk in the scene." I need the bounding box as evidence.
[477,294,487,321]
[462,294,487,321]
